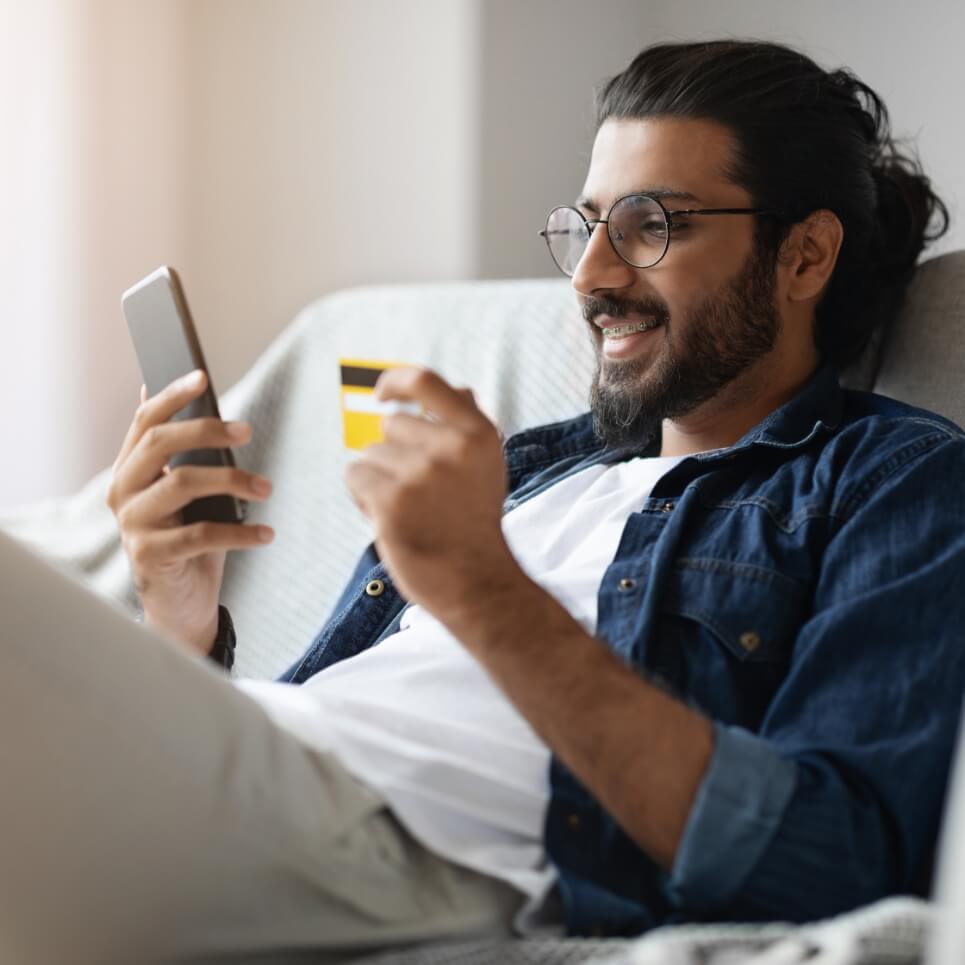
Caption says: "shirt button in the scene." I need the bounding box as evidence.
[566,812,581,830]
[365,579,386,598]
[739,631,761,653]
[617,577,636,592]
[661,501,674,512]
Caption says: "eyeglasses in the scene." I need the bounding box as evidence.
[538,193,781,276]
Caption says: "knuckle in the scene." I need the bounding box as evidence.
[189,521,216,544]
[141,425,163,451]
[115,502,134,531]
[207,418,231,442]
[471,421,496,449]
[381,486,405,517]
[126,535,149,569]
[182,521,205,544]
[396,473,424,502]
[417,452,439,480]
[413,368,434,389]
[344,462,363,491]
[182,420,209,448]
[380,413,398,438]
[467,414,489,436]
[133,403,151,431]
[450,433,475,463]
[166,466,193,492]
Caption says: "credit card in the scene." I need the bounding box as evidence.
[339,358,420,450]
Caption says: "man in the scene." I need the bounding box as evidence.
[2,39,963,964]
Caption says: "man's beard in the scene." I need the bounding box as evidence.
[587,243,781,449]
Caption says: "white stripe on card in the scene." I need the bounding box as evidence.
[342,394,422,416]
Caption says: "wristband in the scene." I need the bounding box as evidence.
[207,605,236,672]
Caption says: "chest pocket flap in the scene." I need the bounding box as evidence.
[659,557,810,663]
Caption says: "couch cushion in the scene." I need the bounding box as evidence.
[870,250,965,428]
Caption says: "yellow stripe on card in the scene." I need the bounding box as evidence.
[338,359,418,450]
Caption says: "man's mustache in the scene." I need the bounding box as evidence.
[582,295,670,326]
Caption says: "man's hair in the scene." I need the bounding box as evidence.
[596,40,949,371]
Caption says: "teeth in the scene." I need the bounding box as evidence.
[602,320,661,338]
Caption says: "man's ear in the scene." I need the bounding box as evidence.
[777,210,844,304]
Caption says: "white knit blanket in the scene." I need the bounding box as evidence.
[347,896,934,964]
[0,278,593,680]
[0,278,952,963]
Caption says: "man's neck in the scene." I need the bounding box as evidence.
[658,362,819,458]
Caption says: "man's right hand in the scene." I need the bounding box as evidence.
[106,370,274,656]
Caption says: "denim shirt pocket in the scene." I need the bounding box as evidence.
[651,558,810,727]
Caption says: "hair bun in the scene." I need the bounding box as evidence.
[870,152,949,283]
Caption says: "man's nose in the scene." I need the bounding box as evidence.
[571,222,637,297]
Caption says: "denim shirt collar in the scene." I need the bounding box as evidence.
[735,363,843,452]
[504,363,843,484]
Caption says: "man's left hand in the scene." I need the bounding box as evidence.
[344,367,528,626]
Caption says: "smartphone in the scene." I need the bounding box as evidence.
[121,266,247,526]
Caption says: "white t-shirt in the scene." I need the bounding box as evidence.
[241,453,685,927]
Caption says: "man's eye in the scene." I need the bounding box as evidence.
[638,219,669,239]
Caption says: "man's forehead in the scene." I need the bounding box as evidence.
[578,117,743,210]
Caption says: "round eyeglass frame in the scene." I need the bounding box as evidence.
[538,193,783,276]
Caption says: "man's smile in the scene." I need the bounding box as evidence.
[593,312,666,359]
[599,319,663,338]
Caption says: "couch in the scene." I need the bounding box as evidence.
[2,253,965,963]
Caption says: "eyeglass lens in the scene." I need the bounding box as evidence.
[543,195,670,276]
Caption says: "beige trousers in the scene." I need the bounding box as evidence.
[0,531,521,965]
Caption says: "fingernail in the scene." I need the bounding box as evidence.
[257,526,275,543]
[252,476,272,496]
[226,422,250,440]
[184,370,204,388]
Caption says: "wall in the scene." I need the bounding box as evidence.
[0,0,481,508]
[474,0,653,279]
[181,0,481,399]
[1,0,962,508]
[632,0,964,256]
[0,0,192,508]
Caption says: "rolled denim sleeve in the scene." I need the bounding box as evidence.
[669,429,965,921]
[669,724,798,908]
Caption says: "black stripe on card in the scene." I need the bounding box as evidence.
[340,365,384,389]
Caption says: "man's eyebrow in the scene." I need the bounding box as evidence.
[575,188,701,212]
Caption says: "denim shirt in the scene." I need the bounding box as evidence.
[279,364,965,937]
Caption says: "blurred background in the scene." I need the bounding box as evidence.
[1,0,963,508]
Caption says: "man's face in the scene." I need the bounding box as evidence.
[572,117,781,448]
